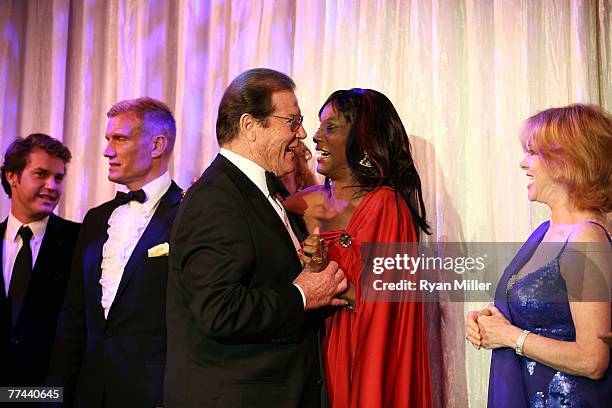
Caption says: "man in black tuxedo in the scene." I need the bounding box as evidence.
[165,68,347,407]
[47,97,182,407]
[0,134,80,387]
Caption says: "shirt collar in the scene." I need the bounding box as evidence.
[116,171,172,210]
[7,211,50,242]
[220,148,271,197]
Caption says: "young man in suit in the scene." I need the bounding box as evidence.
[47,97,182,407]
[0,134,80,387]
[165,68,347,407]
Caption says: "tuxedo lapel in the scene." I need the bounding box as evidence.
[0,220,8,330]
[85,203,120,322]
[30,214,61,280]
[213,155,301,261]
[0,220,6,300]
[13,214,61,327]
[248,194,300,256]
[108,182,181,317]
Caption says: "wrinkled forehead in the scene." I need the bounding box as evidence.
[271,90,300,114]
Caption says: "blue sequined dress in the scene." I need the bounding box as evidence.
[488,221,612,408]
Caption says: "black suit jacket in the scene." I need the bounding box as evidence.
[165,155,324,408]
[47,182,182,408]
[0,214,80,386]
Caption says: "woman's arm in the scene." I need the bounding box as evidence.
[478,302,609,380]
[599,331,612,347]
[478,224,611,380]
[283,185,326,233]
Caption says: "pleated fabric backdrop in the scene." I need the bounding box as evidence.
[1,1,611,406]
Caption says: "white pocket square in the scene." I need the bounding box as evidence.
[148,242,169,257]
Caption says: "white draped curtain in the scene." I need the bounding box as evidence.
[1,1,611,406]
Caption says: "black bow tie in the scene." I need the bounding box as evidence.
[265,171,289,199]
[115,189,146,205]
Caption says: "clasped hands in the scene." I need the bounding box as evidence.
[294,228,356,310]
[466,305,518,350]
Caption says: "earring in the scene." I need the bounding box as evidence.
[359,152,373,168]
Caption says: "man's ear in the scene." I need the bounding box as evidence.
[151,135,168,159]
[5,171,19,187]
[239,113,257,142]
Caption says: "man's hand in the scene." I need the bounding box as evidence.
[293,261,348,310]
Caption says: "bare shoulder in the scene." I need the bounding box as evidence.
[284,184,327,215]
[569,221,611,244]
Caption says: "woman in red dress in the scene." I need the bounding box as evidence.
[285,89,432,407]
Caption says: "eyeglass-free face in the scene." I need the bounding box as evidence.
[313,103,351,182]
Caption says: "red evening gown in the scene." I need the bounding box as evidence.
[321,187,432,408]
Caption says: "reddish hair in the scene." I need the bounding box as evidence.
[520,104,612,212]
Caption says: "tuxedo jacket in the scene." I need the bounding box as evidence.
[165,155,324,408]
[47,182,182,408]
[0,214,80,386]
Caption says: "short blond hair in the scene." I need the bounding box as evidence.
[520,104,612,212]
[107,97,176,152]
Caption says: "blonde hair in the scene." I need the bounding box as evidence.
[107,97,176,151]
[520,104,612,212]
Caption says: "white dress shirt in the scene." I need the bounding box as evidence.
[220,148,301,249]
[2,212,49,296]
[220,149,306,306]
[100,172,172,318]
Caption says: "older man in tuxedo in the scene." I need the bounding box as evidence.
[165,68,347,407]
[48,97,182,407]
[0,134,80,387]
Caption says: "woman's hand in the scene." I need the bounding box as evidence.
[466,307,492,350]
[299,227,329,272]
[477,305,521,350]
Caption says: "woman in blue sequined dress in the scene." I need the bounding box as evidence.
[466,104,612,407]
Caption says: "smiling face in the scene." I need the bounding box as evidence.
[7,149,65,223]
[313,103,352,182]
[519,145,563,205]
[251,90,306,177]
[103,111,156,190]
